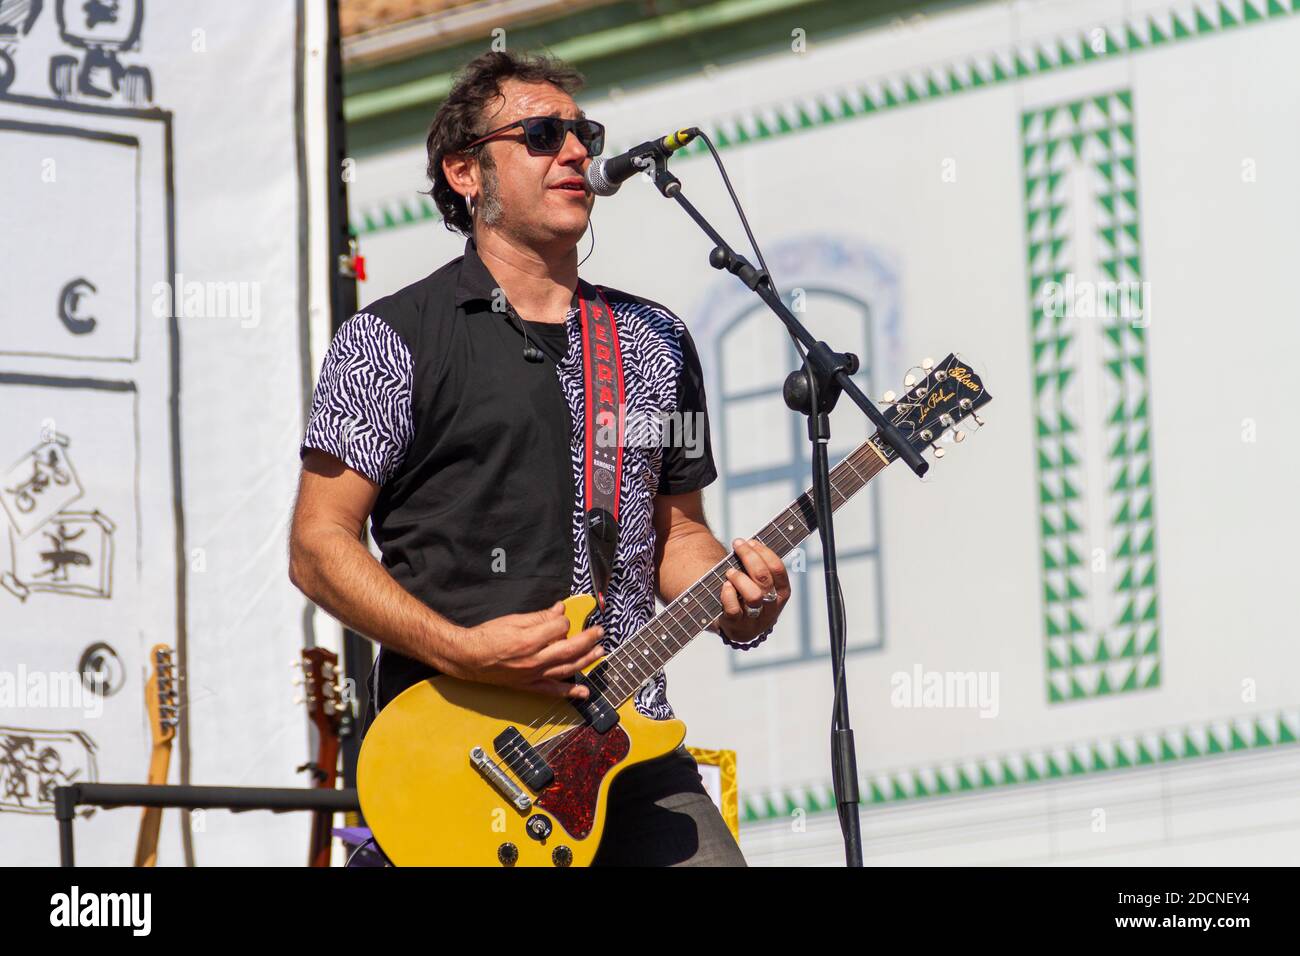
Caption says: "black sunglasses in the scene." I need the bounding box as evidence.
[461,116,606,157]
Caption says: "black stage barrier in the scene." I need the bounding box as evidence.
[53,784,360,867]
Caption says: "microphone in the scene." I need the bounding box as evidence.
[523,344,545,363]
[583,127,699,196]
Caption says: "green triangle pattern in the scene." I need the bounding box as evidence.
[738,710,1300,821]
[354,0,1297,237]
[1023,90,1163,705]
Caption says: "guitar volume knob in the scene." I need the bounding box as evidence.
[497,842,519,866]
[552,846,573,867]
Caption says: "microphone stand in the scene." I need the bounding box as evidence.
[646,154,928,867]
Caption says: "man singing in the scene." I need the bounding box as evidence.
[290,50,789,866]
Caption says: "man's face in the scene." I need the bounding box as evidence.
[472,79,596,245]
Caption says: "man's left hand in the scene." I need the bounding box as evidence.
[717,537,790,643]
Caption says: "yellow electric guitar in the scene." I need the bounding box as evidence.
[134,644,179,867]
[358,354,991,866]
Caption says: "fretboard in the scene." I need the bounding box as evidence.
[593,434,894,707]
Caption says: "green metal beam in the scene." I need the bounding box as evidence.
[344,0,826,122]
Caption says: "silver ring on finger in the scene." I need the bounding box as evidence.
[744,603,762,619]
[761,589,778,604]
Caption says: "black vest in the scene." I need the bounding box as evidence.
[361,243,580,727]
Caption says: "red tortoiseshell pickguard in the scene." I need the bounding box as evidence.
[534,724,630,840]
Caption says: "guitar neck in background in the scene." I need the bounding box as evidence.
[135,644,179,867]
[134,744,173,867]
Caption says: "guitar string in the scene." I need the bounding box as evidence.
[527,375,980,769]
[507,375,973,773]
[522,392,919,752]
[528,444,888,772]
[522,437,892,768]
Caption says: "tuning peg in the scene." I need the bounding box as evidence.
[972,414,985,427]
[903,373,916,388]
[881,390,896,404]
[954,430,966,443]
[932,445,945,458]
[921,357,934,370]
[293,694,304,705]
[291,675,303,686]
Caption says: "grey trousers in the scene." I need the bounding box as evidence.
[591,745,748,867]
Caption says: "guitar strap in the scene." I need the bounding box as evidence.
[578,280,624,611]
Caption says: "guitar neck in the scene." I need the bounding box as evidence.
[599,434,893,708]
[134,743,173,867]
[308,735,341,867]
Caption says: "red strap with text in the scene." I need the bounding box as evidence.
[578,282,624,609]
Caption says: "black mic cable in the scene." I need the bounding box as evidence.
[510,308,545,363]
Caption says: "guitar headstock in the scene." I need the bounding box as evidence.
[294,648,345,738]
[876,354,992,464]
[144,644,179,748]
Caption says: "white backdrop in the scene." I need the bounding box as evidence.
[349,0,1300,863]
[0,0,329,866]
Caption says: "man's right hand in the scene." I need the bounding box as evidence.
[449,602,606,700]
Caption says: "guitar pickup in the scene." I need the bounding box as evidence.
[570,665,618,734]
[494,727,555,792]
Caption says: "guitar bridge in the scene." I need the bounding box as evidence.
[469,747,532,812]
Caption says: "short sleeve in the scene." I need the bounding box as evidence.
[658,321,718,496]
[300,312,413,487]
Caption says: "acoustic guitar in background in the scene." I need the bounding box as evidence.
[134,644,178,867]
[295,647,348,867]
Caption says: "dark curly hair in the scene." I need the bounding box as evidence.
[426,51,586,237]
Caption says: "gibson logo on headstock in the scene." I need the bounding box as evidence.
[947,366,982,394]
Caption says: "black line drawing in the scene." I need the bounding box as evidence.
[0,120,140,362]
[78,641,123,696]
[0,434,83,538]
[2,78,188,858]
[3,509,114,601]
[0,727,97,816]
[58,277,97,334]
[0,0,41,95]
[49,0,151,104]
[0,119,141,361]
[77,642,122,697]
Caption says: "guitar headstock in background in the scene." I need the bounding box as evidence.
[294,647,346,740]
[294,647,349,867]
[145,644,179,749]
